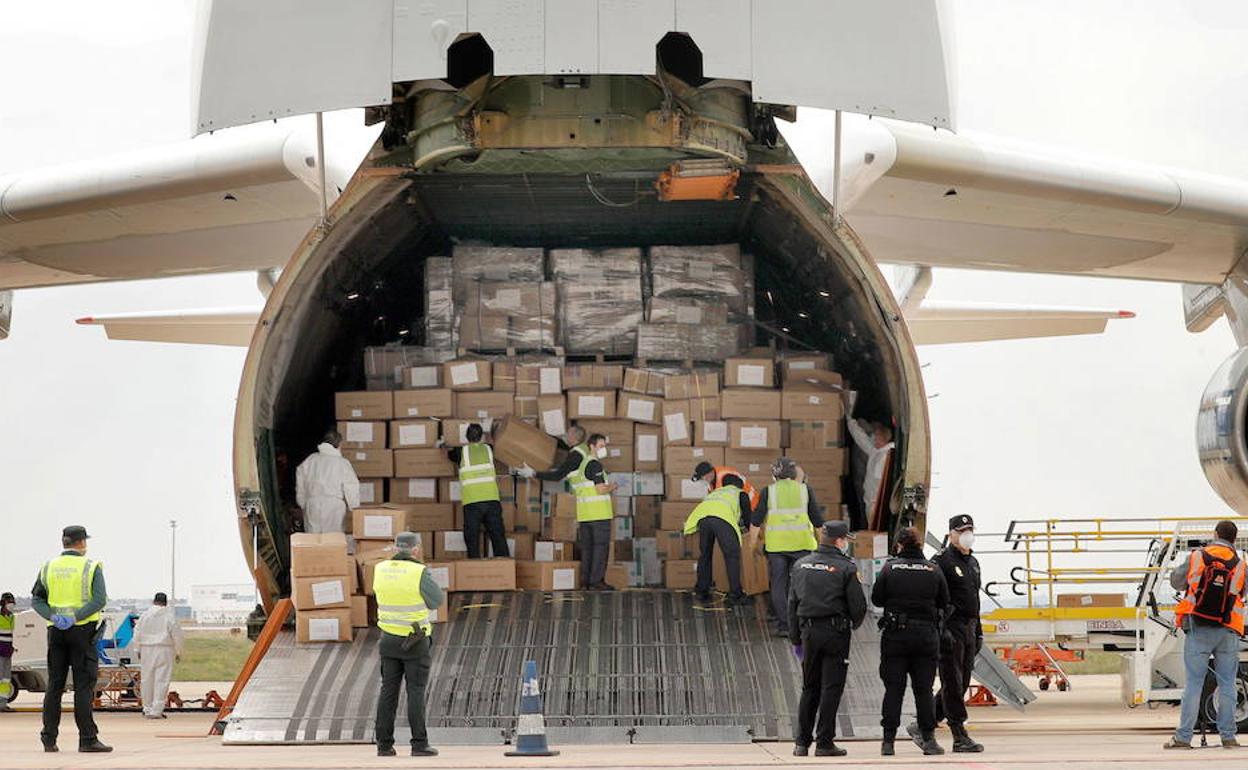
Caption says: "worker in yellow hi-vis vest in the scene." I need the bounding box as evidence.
[750,457,824,637]
[446,423,509,558]
[31,525,111,754]
[684,474,752,606]
[0,592,15,709]
[373,531,445,757]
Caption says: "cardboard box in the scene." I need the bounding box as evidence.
[781,354,831,380]
[724,358,775,388]
[599,443,633,473]
[617,392,663,425]
[605,562,635,590]
[851,530,889,560]
[785,369,844,391]
[578,419,634,445]
[781,388,844,421]
[439,477,463,504]
[661,401,692,446]
[487,532,535,561]
[389,477,439,504]
[664,560,699,589]
[664,446,725,473]
[660,501,699,531]
[440,419,478,447]
[688,395,723,422]
[696,420,730,446]
[352,506,407,540]
[514,395,539,422]
[492,416,559,471]
[663,371,720,400]
[335,391,393,421]
[393,389,454,418]
[337,420,387,449]
[721,389,782,420]
[290,533,352,578]
[394,448,454,478]
[403,364,444,389]
[789,420,844,449]
[713,528,769,595]
[359,479,385,505]
[665,476,709,502]
[297,608,353,643]
[345,448,394,478]
[633,496,660,537]
[517,560,580,591]
[786,448,847,479]
[623,367,667,396]
[425,561,457,593]
[629,472,664,496]
[292,575,351,610]
[569,390,617,419]
[455,391,515,421]
[728,420,782,450]
[454,558,517,591]
[389,419,438,448]
[1056,593,1126,608]
[534,541,575,562]
[444,360,492,391]
[514,477,543,532]
[491,362,518,394]
[563,364,624,390]
[435,530,469,561]
[517,365,563,396]
[655,530,697,560]
[542,512,579,542]
[356,547,396,595]
[536,395,568,438]
[724,449,778,477]
[405,503,455,531]
[349,595,374,628]
[634,426,662,472]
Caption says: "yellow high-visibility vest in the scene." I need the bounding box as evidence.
[459,442,501,505]
[683,486,743,543]
[373,559,432,638]
[41,554,102,627]
[565,445,613,522]
[764,480,818,552]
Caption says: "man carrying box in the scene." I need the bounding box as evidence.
[296,429,361,534]
[373,532,444,758]
[683,475,751,606]
[751,457,823,637]
[446,423,509,559]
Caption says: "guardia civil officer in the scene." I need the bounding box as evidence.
[786,520,868,757]
[914,514,986,753]
[871,527,948,756]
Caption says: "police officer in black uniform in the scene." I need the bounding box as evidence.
[919,514,986,753]
[871,526,948,756]
[787,521,868,757]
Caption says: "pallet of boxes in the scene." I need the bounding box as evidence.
[328,243,847,599]
[289,532,359,643]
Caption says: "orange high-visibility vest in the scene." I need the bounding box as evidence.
[1175,543,1247,635]
[713,466,760,511]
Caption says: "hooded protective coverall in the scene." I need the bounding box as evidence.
[134,605,184,717]
[296,443,362,534]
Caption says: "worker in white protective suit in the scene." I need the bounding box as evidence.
[295,429,361,534]
[134,592,184,719]
[844,391,894,522]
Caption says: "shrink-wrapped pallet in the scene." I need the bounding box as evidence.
[636,322,748,361]
[451,246,545,304]
[550,247,644,355]
[424,257,456,351]
[649,244,748,315]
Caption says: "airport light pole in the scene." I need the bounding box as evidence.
[170,519,177,610]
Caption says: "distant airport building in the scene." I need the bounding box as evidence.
[192,583,258,625]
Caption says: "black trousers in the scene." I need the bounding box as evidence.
[767,552,808,631]
[796,622,851,747]
[41,622,99,747]
[879,623,940,733]
[577,520,611,587]
[935,617,978,726]
[375,632,432,749]
[695,517,741,595]
[463,499,508,558]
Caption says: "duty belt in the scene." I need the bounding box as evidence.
[800,616,850,631]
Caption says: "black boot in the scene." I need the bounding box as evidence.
[951,723,984,753]
[918,730,945,756]
[79,740,113,753]
[905,721,922,749]
[881,728,896,756]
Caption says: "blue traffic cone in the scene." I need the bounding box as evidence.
[504,659,559,757]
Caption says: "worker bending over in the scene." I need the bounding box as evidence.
[31,525,111,753]
[684,475,752,605]
[750,457,822,637]
[373,532,444,757]
[691,461,760,512]
[134,592,184,719]
[295,429,361,534]
[446,423,509,558]
[787,521,867,757]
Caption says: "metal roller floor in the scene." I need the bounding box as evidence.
[222,590,902,745]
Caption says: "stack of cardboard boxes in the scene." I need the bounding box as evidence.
[290,532,363,643]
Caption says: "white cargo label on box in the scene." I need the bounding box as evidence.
[311,579,345,606]
[458,423,470,444]
[633,473,664,495]
[358,484,376,504]
[807,395,823,405]
[345,422,374,443]
[406,406,422,416]
[443,531,467,552]
[539,367,561,394]
[578,395,605,416]
[740,427,769,448]
[450,363,480,386]
[663,413,688,441]
[542,409,566,437]
[691,447,705,457]
[428,566,451,589]
[449,481,462,502]
[495,288,522,309]
[737,364,766,386]
[637,434,659,462]
[399,423,427,446]
[609,448,622,457]
[409,479,436,499]
[675,305,702,324]
[307,618,340,641]
[552,568,576,591]
[354,452,368,461]
[350,408,363,418]
[535,542,555,562]
[748,463,761,472]
[627,398,656,421]
[363,514,395,538]
[790,361,815,370]
[704,421,728,442]
[408,367,439,387]
[681,479,708,499]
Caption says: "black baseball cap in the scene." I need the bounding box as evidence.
[62,525,90,541]
[949,514,974,532]
[691,461,715,481]
[153,592,168,604]
[822,521,854,540]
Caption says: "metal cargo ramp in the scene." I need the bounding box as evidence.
[222,590,896,745]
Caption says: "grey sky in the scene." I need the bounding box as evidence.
[1,1,1243,598]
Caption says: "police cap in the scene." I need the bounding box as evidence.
[949,514,974,532]
[822,520,854,540]
[62,525,90,542]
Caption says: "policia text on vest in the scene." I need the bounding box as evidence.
[30,525,112,753]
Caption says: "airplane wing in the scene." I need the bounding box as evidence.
[905,302,1135,345]
[75,308,261,347]
[0,113,378,292]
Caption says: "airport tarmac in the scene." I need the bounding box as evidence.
[0,675,1241,769]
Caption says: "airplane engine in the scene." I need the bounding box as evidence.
[1197,347,1248,513]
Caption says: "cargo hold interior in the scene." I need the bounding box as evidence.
[252,168,909,590]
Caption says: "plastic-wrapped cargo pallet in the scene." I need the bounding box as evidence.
[458,281,558,351]
[450,246,545,304]
[649,244,749,314]
[636,323,747,361]
[550,248,644,355]
[424,257,456,351]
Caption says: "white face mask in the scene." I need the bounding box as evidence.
[957,531,976,550]
[595,446,608,459]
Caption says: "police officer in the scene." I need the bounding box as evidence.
[920,514,986,753]
[447,423,509,558]
[373,531,445,757]
[31,525,111,753]
[787,521,868,757]
[872,527,948,756]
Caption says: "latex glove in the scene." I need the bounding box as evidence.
[51,614,74,631]
[434,438,446,448]
[516,464,536,479]
[792,644,804,661]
